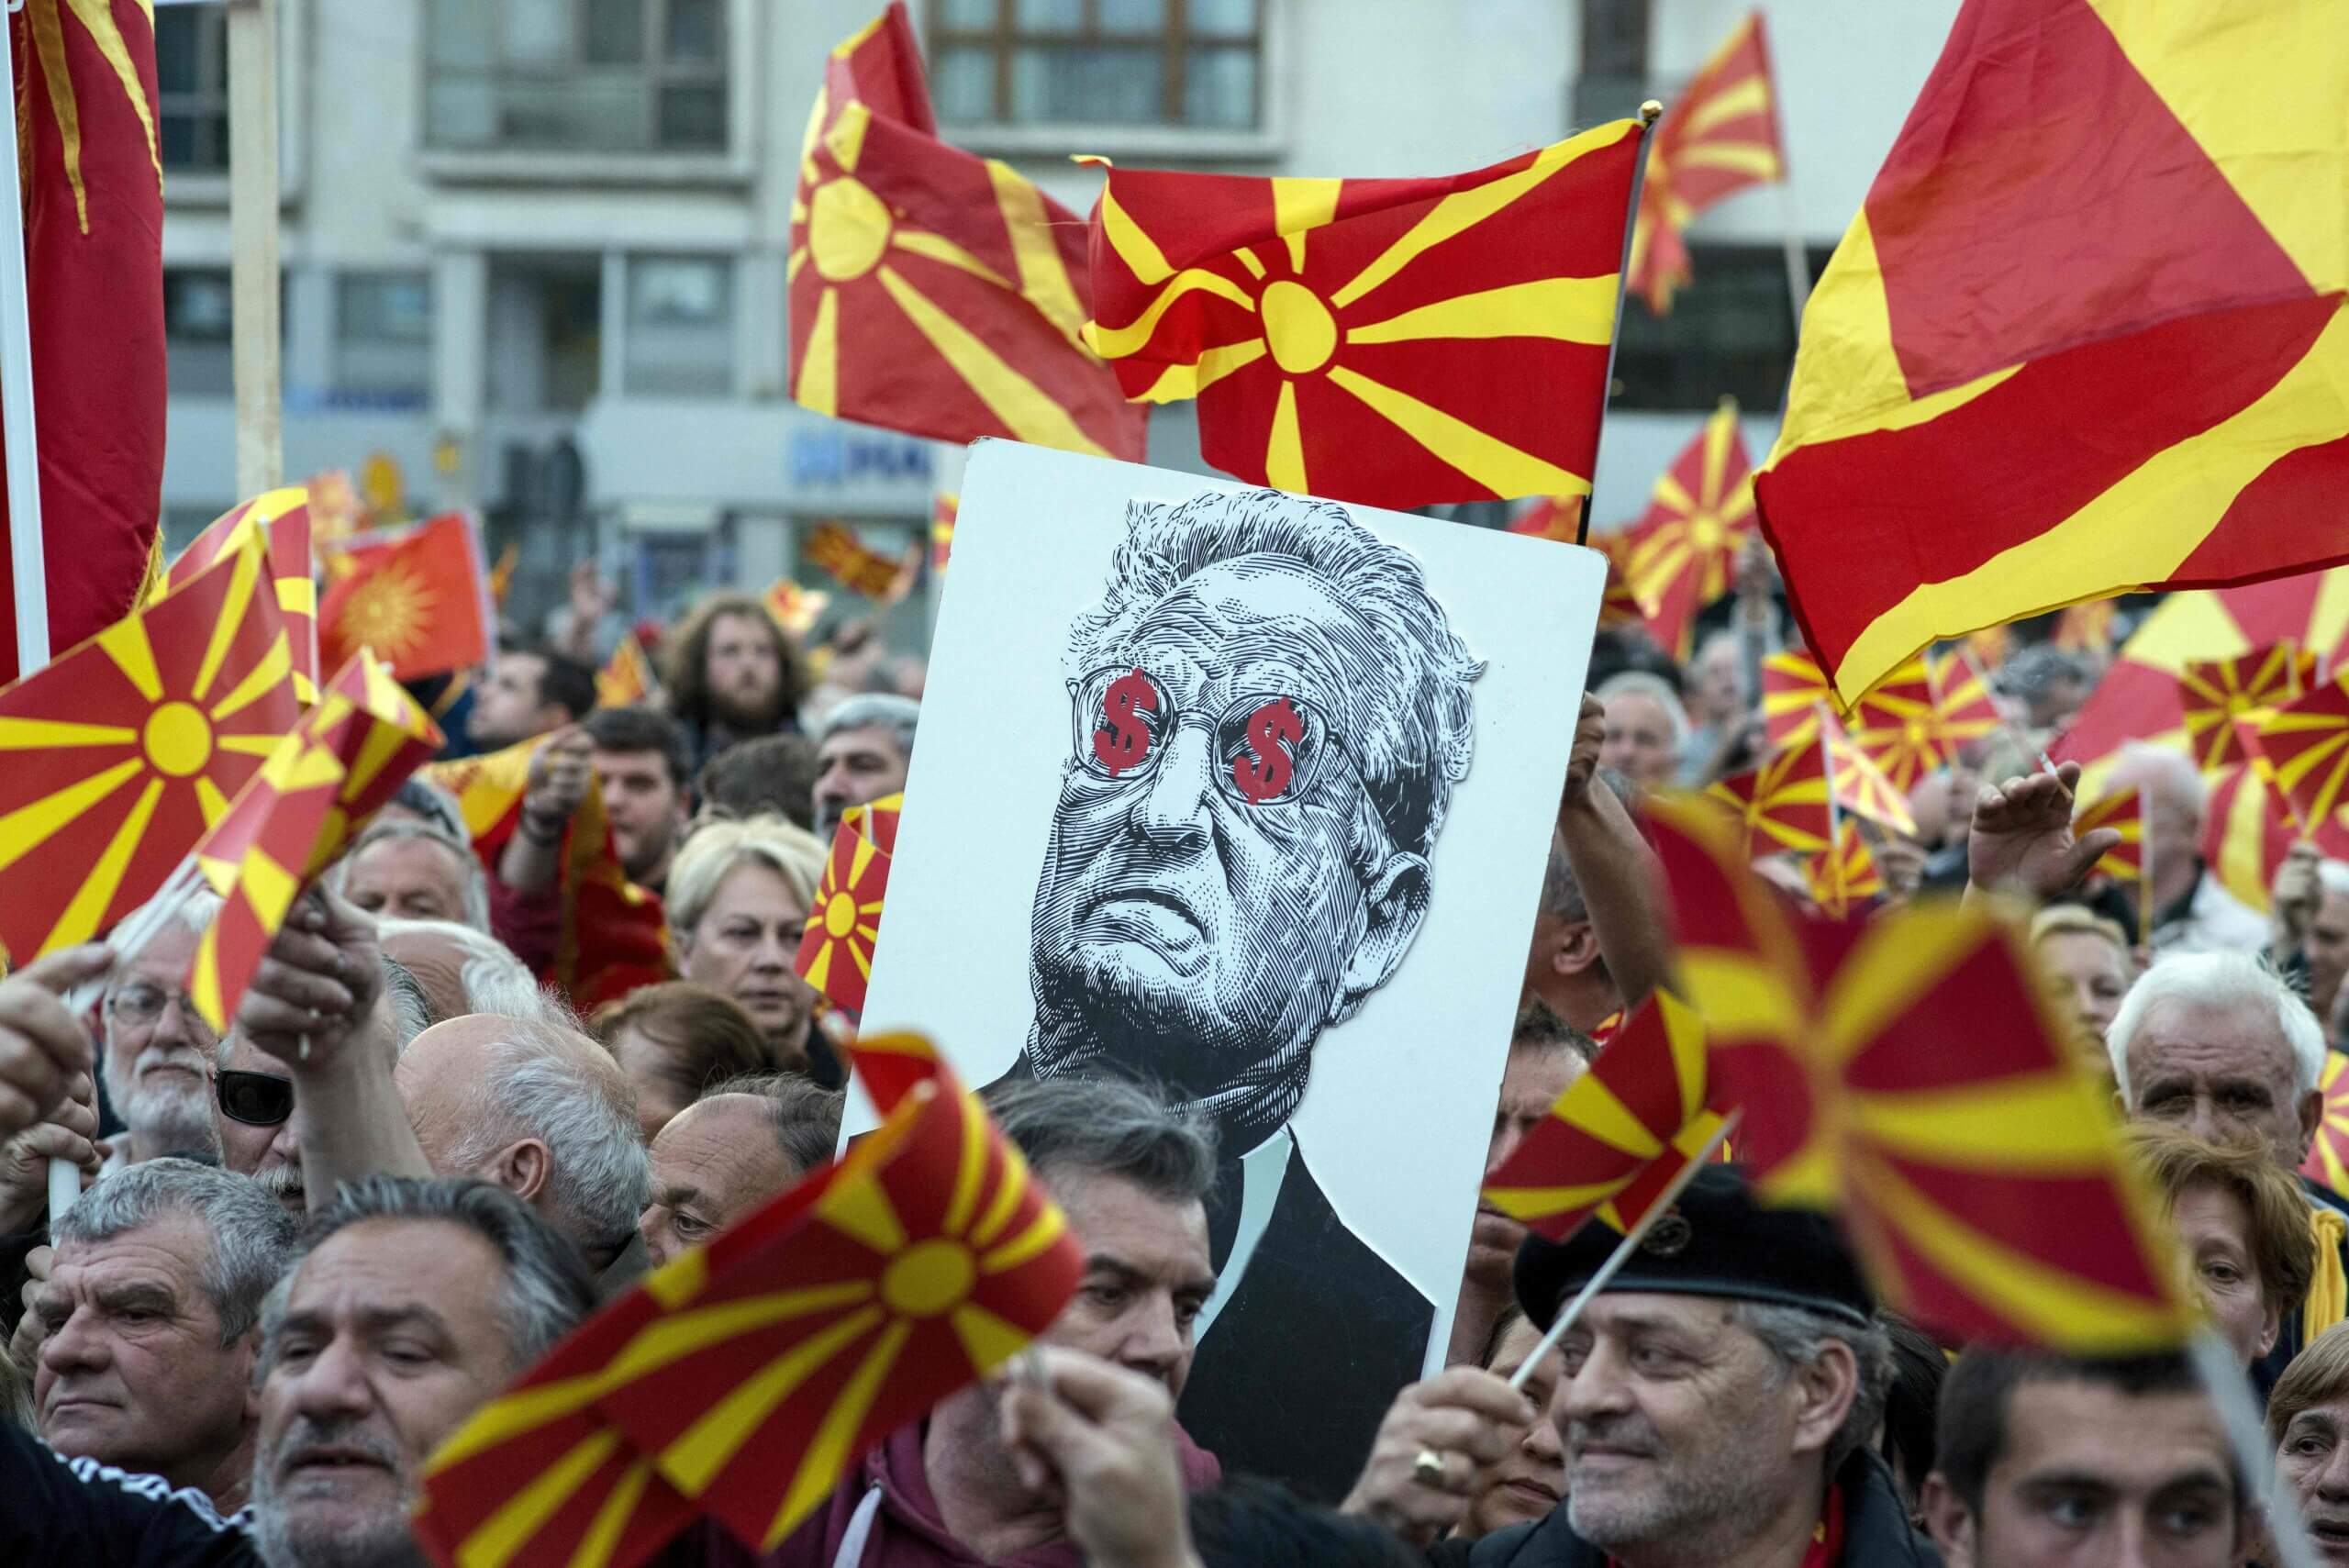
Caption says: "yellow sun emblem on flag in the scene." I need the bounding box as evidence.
[340,562,436,665]
[24,0,162,232]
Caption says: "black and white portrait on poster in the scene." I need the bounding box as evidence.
[857,439,1603,1502]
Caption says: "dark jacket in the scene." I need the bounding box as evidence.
[0,1419,257,1567]
[1431,1450,1938,1568]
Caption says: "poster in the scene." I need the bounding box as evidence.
[859,439,1603,1498]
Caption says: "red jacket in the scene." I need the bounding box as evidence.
[767,1418,1222,1568]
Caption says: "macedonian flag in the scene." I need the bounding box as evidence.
[0,533,299,963]
[1803,818,1883,920]
[417,1034,1084,1568]
[2302,1055,2349,1200]
[160,487,319,703]
[317,512,493,682]
[1648,796,2194,1351]
[805,522,917,605]
[1484,989,1728,1241]
[2178,643,2310,774]
[1085,119,1646,507]
[1622,398,1756,659]
[184,654,443,1031]
[1704,724,1833,859]
[2260,673,2349,834]
[792,6,1142,461]
[1755,0,2349,706]
[1628,12,1788,316]
[796,817,890,1017]
[596,633,658,709]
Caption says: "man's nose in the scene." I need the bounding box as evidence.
[1132,728,1214,849]
[287,1336,376,1419]
[2184,1096,2226,1143]
[1561,1345,1634,1424]
[1115,1294,1189,1391]
[267,1118,302,1166]
[39,1307,106,1376]
[1524,1403,1564,1459]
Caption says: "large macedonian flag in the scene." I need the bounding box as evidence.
[1628,10,1788,315]
[1621,398,1755,659]
[0,532,298,963]
[159,486,319,703]
[1754,0,2349,706]
[417,1034,1084,1568]
[792,5,1142,461]
[1648,796,2193,1351]
[1085,119,1646,508]
[185,653,443,1031]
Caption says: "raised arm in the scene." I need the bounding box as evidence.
[1556,692,1675,1015]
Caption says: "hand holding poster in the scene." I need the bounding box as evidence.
[855,439,1603,1499]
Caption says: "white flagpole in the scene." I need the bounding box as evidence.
[226,0,281,495]
[1776,178,1811,336]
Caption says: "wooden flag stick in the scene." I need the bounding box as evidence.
[2188,1327,2320,1568]
[1576,100,1665,550]
[1508,1109,1742,1394]
[227,0,283,495]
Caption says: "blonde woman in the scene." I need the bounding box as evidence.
[664,817,829,1079]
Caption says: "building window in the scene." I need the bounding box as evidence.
[1572,0,1651,128]
[930,0,1262,129]
[624,254,734,396]
[1609,243,1832,413]
[335,273,434,406]
[426,0,728,154]
[164,269,235,397]
[156,5,230,172]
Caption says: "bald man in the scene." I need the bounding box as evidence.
[640,1077,842,1267]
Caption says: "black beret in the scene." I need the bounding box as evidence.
[1512,1164,1873,1330]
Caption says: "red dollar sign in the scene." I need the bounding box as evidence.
[1232,696,1303,802]
[1092,669,1158,777]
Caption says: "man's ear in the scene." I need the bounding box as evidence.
[2299,1086,2325,1162]
[1918,1473,1977,1567]
[487,1139,553,1205]
[1553,919,1602,979]
[238,1329,262,1422]
[1786,1336,1859,1461]
[1330,851,1431,1025]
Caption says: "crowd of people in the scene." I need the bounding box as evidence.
[2,550,2346,1568]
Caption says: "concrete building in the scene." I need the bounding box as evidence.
[155,0,1959,642]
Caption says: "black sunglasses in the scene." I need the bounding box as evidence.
[217,1069,295,1128]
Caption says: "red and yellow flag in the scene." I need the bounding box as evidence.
[1483,990,1727,1240]
[2075,786,2150,936]
[488,543,520,609]
[1930,651,2005,753]
[791,6,1142,461]
[1761,651,1841,751]
[184,654,442,1031]
[847,791,902,857]
[596,633,658,709]
[1085,120,1645,508]
[1842,659,1945,795]
[0,0,165,685]
[763,579,830,643]
[0,534,299,963]
[2260,673,2349,833]
[161,488,319,704]
[1622,399,1756,660]
[930,493,958,576]
[1803,818,1883,920]
[2199,759,2321,917]
[1704,726,1832,859]
[1647,797,2193,1351]
[796,817,891,1018]
[1754,0,2349,706]
[1627,12,1787,316]
[318,513,493,683]
[417,1034,1084,1568]
[2303,1055,2349,1199]
[1824,717,1918,839]
[2177,642,2308,773]
[806,522,917,604]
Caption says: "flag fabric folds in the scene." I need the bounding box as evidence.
[1626,11,1787,316]
[1085,119,1647,508]
[0,534,299,963]
[184,654,443,1031]
[2177,644,2309,773]
[160,488,320,704]
[2200,761,2311,917]
[317,513,493,683]
[764,579,831,642]
[2256,673,2349,833]
[0,0,165,685]
[2304,1054,2349,1200]
[1484,990,1727,1240]
[2074,787,2150,935]
[1622,399,1757,659]
[796,816,891,1018]
[597,633,658,709]
[1646,796,2193,1351]
[1704,729,1832,859]
[1753,0,2349,706]
[806,523,917,605]
[416,1033,1085,1568]
[1803,819,1883,919]
[791,6,1143,461]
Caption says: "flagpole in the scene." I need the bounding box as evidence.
[1775,179,1811,336]
[1578,101,1664,550]
[1507,1110,1741,1393]
[227,0,283,495]
[0,0,50,678]
[2188,1328,2321,1568]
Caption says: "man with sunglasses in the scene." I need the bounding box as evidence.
[213,1033,302,1217]
[1021,485,1483,1502]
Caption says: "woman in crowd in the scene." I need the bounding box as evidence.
[1453,1306,1565,1540]
[589,981,772,1141]
[2030,904,2135,1064]
[664,817,830,1082]
[2128,1123,2316,1369]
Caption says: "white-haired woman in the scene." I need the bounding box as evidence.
[665,817,829,1078]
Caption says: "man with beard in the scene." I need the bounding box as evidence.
[0,1176,598,1568]
[101,890,230,1168]
[662,589,807,768]
[1352,1166,1930,1568]
[1020,485,1481,1500]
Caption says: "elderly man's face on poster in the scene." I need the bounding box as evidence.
[1028,490,1479,1143]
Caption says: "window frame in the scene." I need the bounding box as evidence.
[331,271,437,405]
[155,4,231,175]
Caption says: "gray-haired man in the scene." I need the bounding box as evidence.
[33,1159,295,1510]
[1022,485,1484,1499]
[811,692,918,838]
[101,889,230,1168]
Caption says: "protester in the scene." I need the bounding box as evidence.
[1361,1165,1919,1566]
[696,732,821,830]
[663,589,807,766]
[329,818,491,929]
[464,639,596,751]
[2027,904,2132,1059]
[775,1075,1222,1567]
[588,979,770,1140]
[482,722,596,970]
[373,774,470,846]
[2268,1319,2349,1561]
[1677,629,1747,788]
[1457,1306,1567,1540]
[2107,742,2268,953]
[581,705,695,894]
[1920,1349,2249,1567]
[1548,693,1674,1029]
[810,692,918,837]
[1592,672,1686,792]
[32,1159,295,1509]
[1451,1001,1587,1366]
[100,890,228,1167]
[2272,845,2349,1031]
[211,1033,302,1215]
[373,916,547,1024]
[2126,1125,2314,1370]
[638,1073,842,1267]
[664,817,828,1077]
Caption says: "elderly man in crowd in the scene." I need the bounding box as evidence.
[1355,1164,1925,1567]
[2106,742,2268,952]
[810,692,917,838]
[373,917,547,1024]
[331,819,491,931]
[1920,1349,2250,1567]
[30,1159,295,1511]
[775,1075,1224,1567]
[640,1073,842,1268]
[100,889,229,1167]
[1592,672,1686,793]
